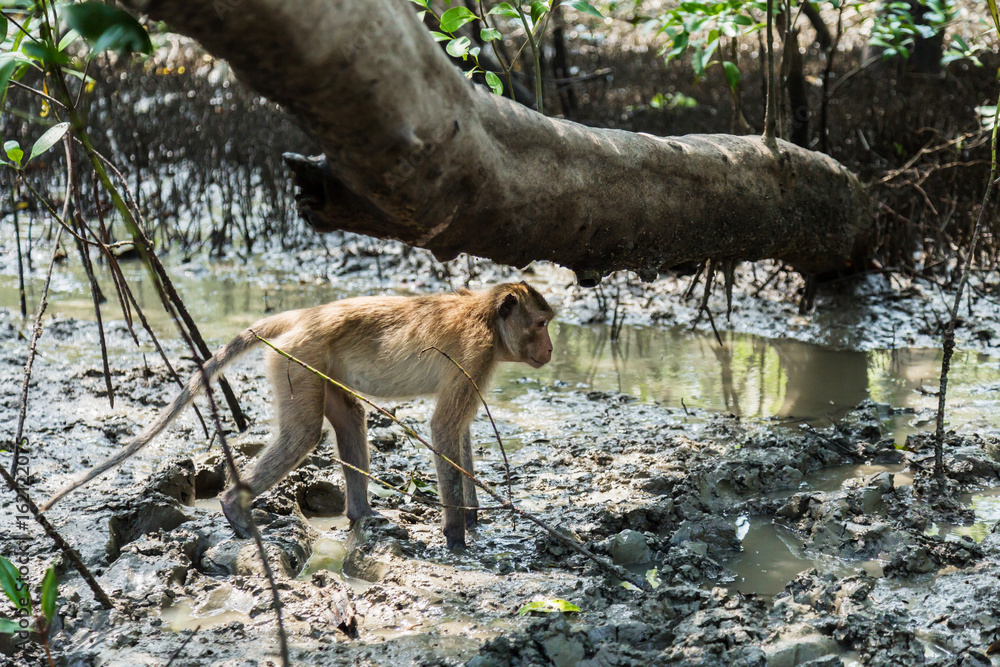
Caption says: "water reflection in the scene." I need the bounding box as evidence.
[497,324,999,434]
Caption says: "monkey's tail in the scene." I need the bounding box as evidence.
[40,314,297,512]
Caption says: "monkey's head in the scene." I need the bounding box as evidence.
[494,282,555,368]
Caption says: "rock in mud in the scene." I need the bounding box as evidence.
[762,622,840,667]
[610,529,652,564]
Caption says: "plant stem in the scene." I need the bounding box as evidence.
[934,97,1000,475]
[516,4,544,114]
[763,0,777,149]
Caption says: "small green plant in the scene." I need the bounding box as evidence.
[411,1,603,114]
[869,0,956,61]
[0,556,60,667]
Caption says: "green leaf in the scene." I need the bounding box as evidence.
[645,567,661,589]
[40,567,58,624]
[485,70,503,95]
[565,0,604,18]
[58,28,81,52]
[446,36,471,58]
[481,27,502,41]
[0,15,7,41]
[431,31,451,42]
[988,0,1000,33]
[489,3,521,18]
[61,2,153,55]
[22,42,70,65]
[28,122,70,163]
[732,14,754,25]
[722,60,740,90]
[517,598,581,615]
[0,557,30,613]
[4,141,23,167]
[533,0,553,26]
[0,59,16,100]
[408,0,430,8]
[621,581,641,591]
[439,6,477,33]
[0,618,27,634]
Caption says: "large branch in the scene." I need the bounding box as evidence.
[132,0,873,281]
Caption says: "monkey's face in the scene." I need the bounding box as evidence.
[524,316,553,368]
[497,283,554,368]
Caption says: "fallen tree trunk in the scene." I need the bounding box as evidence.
[131,0,873,282]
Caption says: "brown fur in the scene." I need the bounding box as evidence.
[42,282,555,549]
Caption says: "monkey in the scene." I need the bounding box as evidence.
[42,282,555,549]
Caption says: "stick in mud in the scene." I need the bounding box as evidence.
[252,331,651,591]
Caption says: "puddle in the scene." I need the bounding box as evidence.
[299,537,348,578]
[161,583,254,631]
[723,517,816,596]
[772,463,914,498]
[927,487,1000,543]
[194,498,222,512]
[722,516,886,596]
[298,535,372,593]
[307,515,351,532]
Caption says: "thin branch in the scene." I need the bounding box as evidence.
[164,626,200,667]
[419,345,514,512]
[12,227,64,475]
[335,455,499,511]
[8,79,67,109]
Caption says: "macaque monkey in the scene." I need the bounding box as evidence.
[42,282,555,549]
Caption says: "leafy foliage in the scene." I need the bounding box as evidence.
[61,2,152,55]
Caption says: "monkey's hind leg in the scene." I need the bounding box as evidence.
[461,427,479,528]
[325,386,380,523]
[220,360,325,538]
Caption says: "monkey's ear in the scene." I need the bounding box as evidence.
[499,293,518,319]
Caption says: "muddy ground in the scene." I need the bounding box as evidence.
[2,249,1000,666]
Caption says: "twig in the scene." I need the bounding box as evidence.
[252,332,648,590]
[8,79,66,109]
[68,143,116,409]
[0,462,113,609]
[164,626,200,667]
[12,228,64,476]
[335,455,499,511]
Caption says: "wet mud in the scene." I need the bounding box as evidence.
[2,251,1000,666]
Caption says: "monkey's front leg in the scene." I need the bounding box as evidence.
[431,387,479,549]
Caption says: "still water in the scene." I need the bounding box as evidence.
[4,254,998,436]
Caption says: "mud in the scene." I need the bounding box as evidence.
[3,250,1000,666]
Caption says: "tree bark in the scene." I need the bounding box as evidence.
[130,0,873,282]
